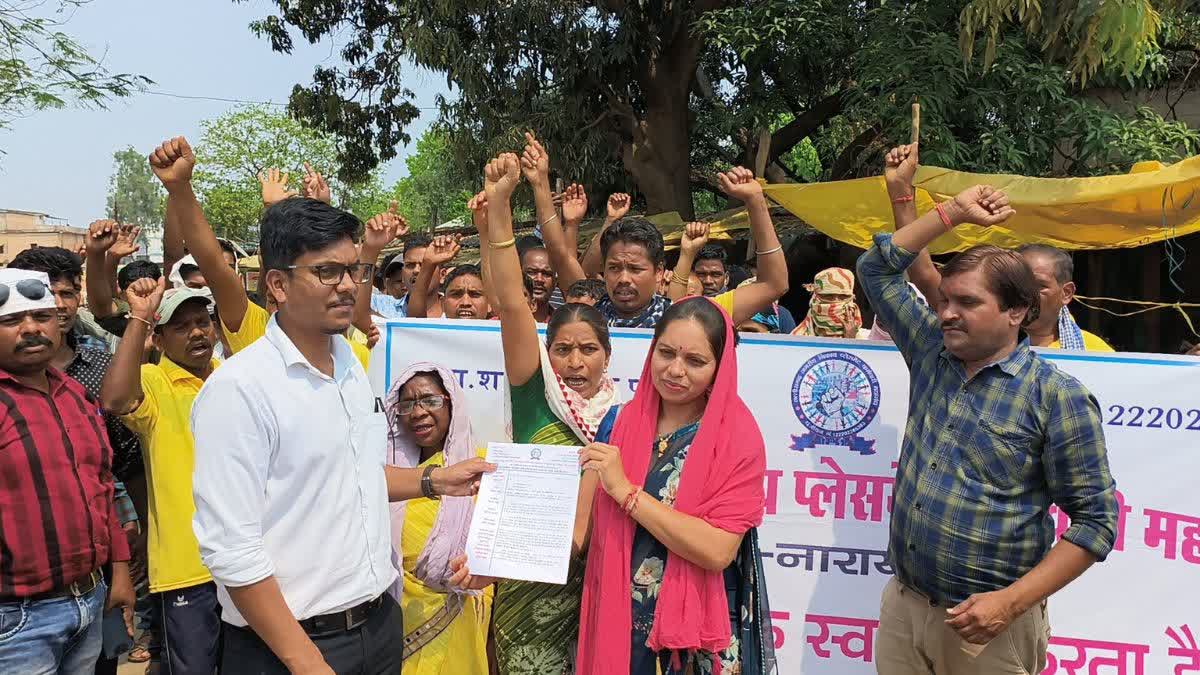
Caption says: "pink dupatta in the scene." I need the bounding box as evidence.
[576,297,766,674]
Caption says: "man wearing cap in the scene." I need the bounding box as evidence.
[0,268,134,673]
[100,276,223,674]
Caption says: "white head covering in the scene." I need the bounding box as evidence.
[167,255,215,305]
[0,269,56,318]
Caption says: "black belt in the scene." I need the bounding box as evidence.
[298,594,385,637]
[3,569,103,604]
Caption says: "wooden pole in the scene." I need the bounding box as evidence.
[911,101,921,145]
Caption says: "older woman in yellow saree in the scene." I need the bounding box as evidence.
[386,362,492,674]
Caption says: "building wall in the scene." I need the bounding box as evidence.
[0,209,87,265]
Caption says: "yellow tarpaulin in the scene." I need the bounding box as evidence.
[761,157,1200,253]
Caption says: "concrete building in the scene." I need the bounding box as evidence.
[0,209,87,265]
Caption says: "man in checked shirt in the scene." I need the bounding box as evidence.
[858,183,1118,675]
[0,267,135,674]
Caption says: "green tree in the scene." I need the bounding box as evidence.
[190,105,387,241]
[1,1,149,138]
[105,146,164,231]
[247,0,1184,218]
[388,130,474,229]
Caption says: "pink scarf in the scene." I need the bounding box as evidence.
[576,297,766,674]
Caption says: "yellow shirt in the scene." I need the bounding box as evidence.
[223,301,371,371]
[121,357,220,593]
[713,289,734,315]
[1049,329,1115,352]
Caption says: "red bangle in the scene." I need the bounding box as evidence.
[891,194,914,204]
[934,202,954,232]
[622,487,642,515]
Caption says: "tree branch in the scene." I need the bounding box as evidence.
[768,89,846,164]
[829,124,882,179]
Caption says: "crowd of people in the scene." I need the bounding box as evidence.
[0,127,1144,675]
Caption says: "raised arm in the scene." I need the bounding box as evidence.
[300,163,332,205]
[668,222,710,302]
[409,235,461,319]
[486,153,541,387]
[468,191,502,314]
[885,144,943,311]
[893,186,1014,256]
[259,168,298,209]
[352,207,407,333]
[580,192,630,278]
[149,136,252,331]
[521,134,586,291]
[99,277,164,414]
[84,220,121,318]
[720,167,789,324]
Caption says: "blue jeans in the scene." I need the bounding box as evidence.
[0,578,106,675]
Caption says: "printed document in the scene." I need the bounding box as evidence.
[465,442,582,584]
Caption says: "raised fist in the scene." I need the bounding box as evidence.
[520,132,550,187]
[484,153,521,200]
[126,276,167,321]
[884,144,919,189]
[85,219,119,255]
[680,221,710,257]
[148,137,195,188]
[717,166,763,203]
[948,186,1015,228]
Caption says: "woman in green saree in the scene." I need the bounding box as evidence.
[470,152,621,674]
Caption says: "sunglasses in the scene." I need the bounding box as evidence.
[286,263,375,287]
[395,394,450,416]
[0,279,50,306]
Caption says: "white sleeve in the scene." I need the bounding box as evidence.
[190,373,276,587]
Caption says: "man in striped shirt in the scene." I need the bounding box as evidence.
[0,267,134,674]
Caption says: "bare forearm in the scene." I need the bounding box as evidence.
[227,578,324,671]
[169,182,249,329]
[162,193,185,274]
[352,245,384,333]
[85,252,116,317]
[887,181,942,310]
[579,221,612,278]
[747,196,787,297]
[409,265,437,318]
[621,488,741,571]
[487,194,532,315]
[1005,539,1097,615]
[534,182,584,291]
[667,251,697,302]
[891,201,956,255]
[385,466,424,501]
[100,318,148,413]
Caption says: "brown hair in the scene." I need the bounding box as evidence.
[940,245,1040,326]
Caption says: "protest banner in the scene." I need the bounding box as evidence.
[370,318,1200,674]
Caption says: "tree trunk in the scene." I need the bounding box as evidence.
[620,100,695,220]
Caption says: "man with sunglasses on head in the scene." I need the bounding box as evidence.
[154,133,496,674]
[0,268,134,674]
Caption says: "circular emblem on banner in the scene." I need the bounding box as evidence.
[791,351,880,439]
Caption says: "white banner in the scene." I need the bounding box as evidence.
[370,318,1200,674]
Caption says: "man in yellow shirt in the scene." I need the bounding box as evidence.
[1015,244,1115,352]
[100,279,221,674]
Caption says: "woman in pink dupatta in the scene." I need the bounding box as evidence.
[577,297,777,674]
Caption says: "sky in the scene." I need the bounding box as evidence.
[0,0,451,229]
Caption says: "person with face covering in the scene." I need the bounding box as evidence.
[383,363,492,674]
[791,267,863,338]
[470,152,623,675]
[451,296,777,674]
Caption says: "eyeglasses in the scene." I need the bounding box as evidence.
[286,263,375,287]
[395,394,450,416]
[0,279,50,307]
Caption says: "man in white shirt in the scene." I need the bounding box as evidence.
[148,137,493,674]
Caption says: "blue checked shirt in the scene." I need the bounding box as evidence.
[858,234,1118,605]
[370,289,408,319]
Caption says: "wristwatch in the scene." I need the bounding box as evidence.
[421,464,441,500]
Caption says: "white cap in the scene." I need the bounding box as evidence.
[0,268,56,318]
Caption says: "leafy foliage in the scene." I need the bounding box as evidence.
[0,1,150,139]
[106,146,164,232]
[190,105,387,241]
[246,0,1187,218]
[387,130,474,230]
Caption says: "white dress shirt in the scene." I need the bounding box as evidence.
[190,315,396,627]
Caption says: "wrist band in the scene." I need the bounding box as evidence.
[488,237,516,250]
[670,271,690,286]
[622,487,642,515]
[539,213,560,228]
[934,203,954,232]
[129,315,153,329]
[421,464,441,500]
[754,245,783,256]
[891,194,914,204]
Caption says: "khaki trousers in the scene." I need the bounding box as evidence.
[875,578,1049,675]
